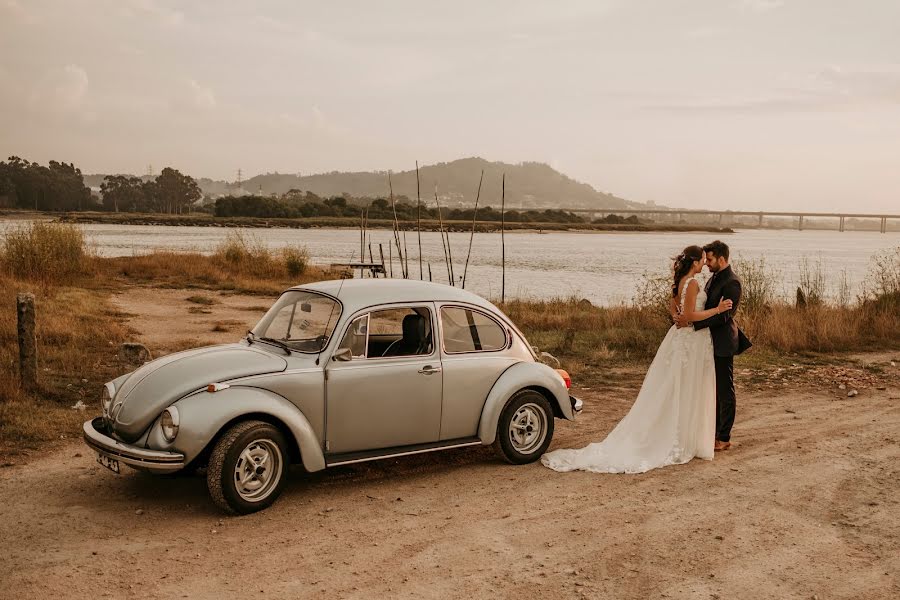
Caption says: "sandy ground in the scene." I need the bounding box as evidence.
[1,288,898,599]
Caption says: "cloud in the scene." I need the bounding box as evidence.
[33,64,89,113]
[739,0,784,12]
[125,0,184,27]
[188,79,216,110]
[647,65,900,114]
[1,0,37,24]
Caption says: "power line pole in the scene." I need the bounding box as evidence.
[237,168,243,189]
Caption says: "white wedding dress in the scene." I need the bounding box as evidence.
[542,273,716,474]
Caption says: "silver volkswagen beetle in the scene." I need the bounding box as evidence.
[83,279,582,514]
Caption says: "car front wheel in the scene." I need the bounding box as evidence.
[494,389,555,464]
[207,420,289,514]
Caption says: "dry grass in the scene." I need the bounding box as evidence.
[504,250,900,374]
[0,273,129,455]
[100,232,330,295]
[1,222,89,286]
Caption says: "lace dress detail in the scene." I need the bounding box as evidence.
[541,272,716,474]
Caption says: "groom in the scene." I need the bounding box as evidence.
[676,240,750,451]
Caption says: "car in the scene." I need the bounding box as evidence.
[83,279,582,514]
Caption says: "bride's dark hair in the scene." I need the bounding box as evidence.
[672,245,704,297]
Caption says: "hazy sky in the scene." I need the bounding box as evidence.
[2,1,899,212]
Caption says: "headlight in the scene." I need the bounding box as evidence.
[160,407,180,442]
[100,383,114,418]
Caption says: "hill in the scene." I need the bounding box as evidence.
[235,158,639,210]
[86,158,648,210]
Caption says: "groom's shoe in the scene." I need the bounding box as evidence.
[714,440,732,452]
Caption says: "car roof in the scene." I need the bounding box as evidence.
[290,279,501,315]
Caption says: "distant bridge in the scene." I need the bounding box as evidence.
[554,208,899,233]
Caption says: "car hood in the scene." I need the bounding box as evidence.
[111,344,288,441]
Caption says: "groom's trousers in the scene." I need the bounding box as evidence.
[714,355,736,442]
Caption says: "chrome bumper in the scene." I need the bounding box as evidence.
[83,417,185,473]
[570,395,583,416]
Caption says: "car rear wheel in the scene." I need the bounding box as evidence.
[494,389,555,464]
[207,420,289,514]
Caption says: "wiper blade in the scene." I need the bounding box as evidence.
[258,336,291,355]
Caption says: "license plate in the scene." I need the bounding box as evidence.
[97,453,121,474]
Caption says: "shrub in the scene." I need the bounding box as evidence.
[282,245,310,278]
[213,230,277,277]
[1,222,87,285]
[739,257,778,314]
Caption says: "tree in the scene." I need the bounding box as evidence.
[154,167,201,214]
[100,175,145,212]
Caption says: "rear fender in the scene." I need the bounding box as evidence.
[477,361,572,445]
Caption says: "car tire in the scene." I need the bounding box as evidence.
[494,389,555,465]
[207,420,289,515]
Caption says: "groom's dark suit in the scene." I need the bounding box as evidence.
[693,265,750,443]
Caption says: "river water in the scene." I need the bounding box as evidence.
[2,219,898,305]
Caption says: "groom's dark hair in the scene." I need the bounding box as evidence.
[703,240,730,261]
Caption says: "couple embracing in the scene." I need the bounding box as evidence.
[542,240,751,474]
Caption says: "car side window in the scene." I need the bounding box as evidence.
[440,307,507,353]
[337,307,433,359]
[338,314,368,358]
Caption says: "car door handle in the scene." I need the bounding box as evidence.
[418,365,442,375]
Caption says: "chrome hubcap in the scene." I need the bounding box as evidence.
[508,403,547,454]
[234,439,283,503]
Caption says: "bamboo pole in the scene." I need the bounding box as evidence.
[403,230,409,279]
[388,243,393,278]
[416,161,423,280]
[428,262,432,282]
[501,173,506,304]
[461,170,484,289]
[388,172,405,278]
[359,207,365,278]
[378,243,386,278]
[434,184,452,286]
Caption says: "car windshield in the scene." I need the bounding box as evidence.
[251,291,341,353]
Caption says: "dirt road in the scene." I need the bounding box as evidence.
[2,351,898,599]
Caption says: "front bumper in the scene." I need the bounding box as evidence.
[570,395,583,416]
[83,417,185,473]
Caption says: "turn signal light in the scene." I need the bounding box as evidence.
[207,382,231,393]
[555,369,571,389]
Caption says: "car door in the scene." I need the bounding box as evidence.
[324,303,442,455]
[437,304,519,440]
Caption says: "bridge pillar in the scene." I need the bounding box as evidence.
[758,213,763,227]
[839,216,845,232]
[799,215,804,231]
[881,217,887,234]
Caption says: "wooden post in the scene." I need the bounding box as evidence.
[461,170,484,289]
[17,293,37,391]
[416,161,423,280]
[434,184,453,286]
[500,173,506,304]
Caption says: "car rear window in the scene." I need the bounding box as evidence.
[440,307,507,353]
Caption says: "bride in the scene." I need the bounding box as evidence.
[541,245,732,474]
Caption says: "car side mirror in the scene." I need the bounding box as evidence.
[332,347,352,362]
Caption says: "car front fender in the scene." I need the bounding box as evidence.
[477,361,573,445]
[149,386,326,472]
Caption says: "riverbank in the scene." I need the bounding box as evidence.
[52,210,733,234]
[1,224,898,457]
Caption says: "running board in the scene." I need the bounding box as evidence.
[325,437,482,467]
